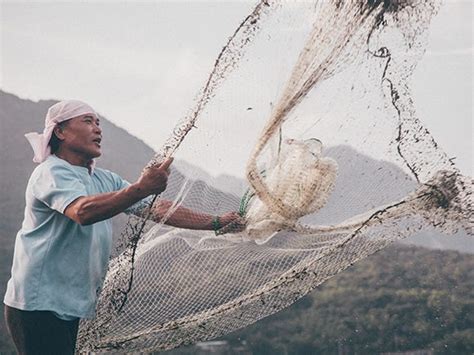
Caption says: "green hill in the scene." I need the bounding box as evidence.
[168,245,474,355]
[1,90,472,354]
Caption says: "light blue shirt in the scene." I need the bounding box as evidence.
[4,155,134,319]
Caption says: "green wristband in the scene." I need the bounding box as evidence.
[212,216,221,234]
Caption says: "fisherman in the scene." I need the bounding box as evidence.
[3,100,241,354]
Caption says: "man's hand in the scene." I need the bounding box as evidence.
[134,158,173,197]
[217,212,246,235]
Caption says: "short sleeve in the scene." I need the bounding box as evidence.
[31,164,87,213]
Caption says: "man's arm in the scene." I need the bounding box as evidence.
[64,159,173,225]
[150,199,243,231]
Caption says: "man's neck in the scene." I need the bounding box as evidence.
[54,150,94,173]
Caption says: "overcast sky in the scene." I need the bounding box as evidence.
[1,0,472,177]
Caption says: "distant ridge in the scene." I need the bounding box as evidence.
[1,89,471,253]
[0,90,472,353]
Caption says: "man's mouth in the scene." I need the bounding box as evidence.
[93,137,102,147]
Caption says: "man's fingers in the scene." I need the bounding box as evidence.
[157,157,174,172]
[163,157,174,169]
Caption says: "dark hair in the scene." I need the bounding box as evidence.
[48,121,67,154]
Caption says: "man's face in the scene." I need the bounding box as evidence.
[58,114,102,159]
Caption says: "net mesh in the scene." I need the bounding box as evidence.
[77,0,472,352]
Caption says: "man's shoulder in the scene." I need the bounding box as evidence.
[31,155,68,177]
[30,156,85,184]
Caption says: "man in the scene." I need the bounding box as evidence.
[3,100,241,354]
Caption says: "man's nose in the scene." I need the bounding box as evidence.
[94,124,102,135]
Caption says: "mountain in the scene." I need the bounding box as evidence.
[0,90,471,352]
[1,89,470,251]
[310,145,472,252]
[166,245,474,355]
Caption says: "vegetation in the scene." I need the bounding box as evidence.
[168,245,474,355]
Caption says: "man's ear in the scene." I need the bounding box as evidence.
[53,124,66,141]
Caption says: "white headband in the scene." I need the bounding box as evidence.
[25,100,98,163]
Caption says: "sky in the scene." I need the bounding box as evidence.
[1,0,472,177]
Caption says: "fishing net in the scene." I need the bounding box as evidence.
[77,0,472,353]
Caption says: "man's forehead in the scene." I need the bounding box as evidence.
[71,114,99,121]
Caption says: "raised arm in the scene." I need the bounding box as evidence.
[64,158,173,225]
